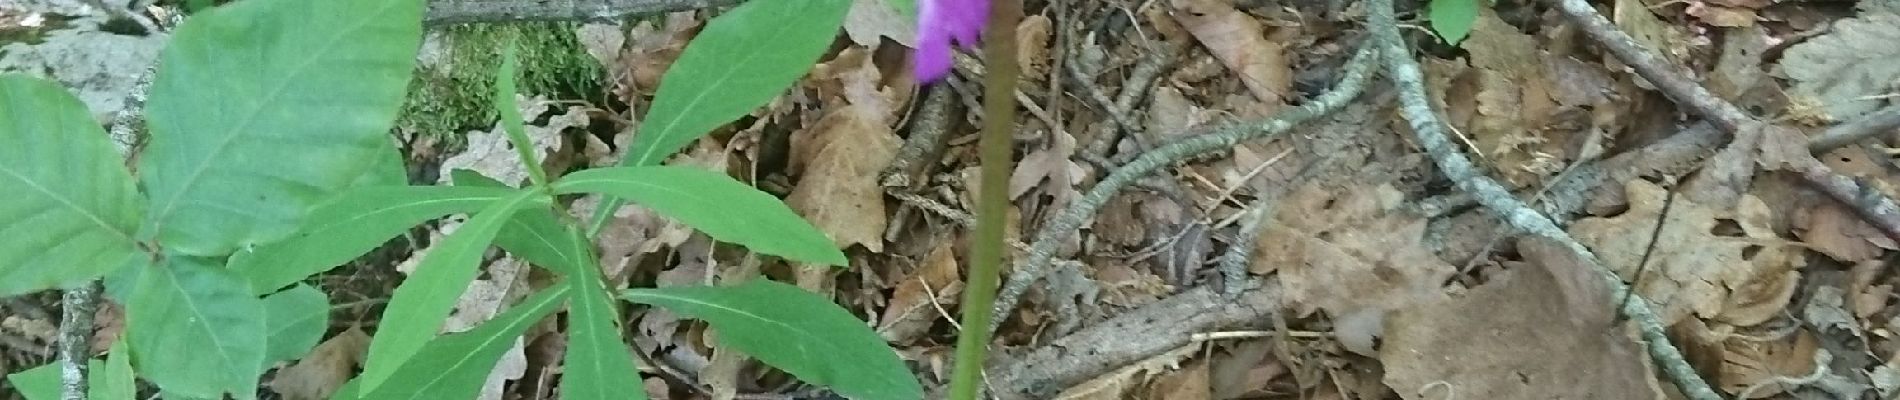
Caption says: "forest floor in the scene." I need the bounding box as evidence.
[6,0,1900,398]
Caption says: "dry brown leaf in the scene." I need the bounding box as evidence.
[877,241,963,343]
[621,12,702,98]
[1208,340,1284,399]
[1717,328,1821,398]
[1144,358,1211,400]
[785,104,899,253]
[269,328,371,400]
[1380,264,1664,400]
[1612,0,1694,75]
[1569,180,1803,326]
[437,96,581,187]
[1790,147,1900,262]
[843,0,913,46]
[1054,344,1199,400]
[1256,183,1454,318]
[1689,4,1758,27]
[1018,14,1052,79]
[1168,0,1290,107]
[1458,9,1564,186]
[1009,129,1084,208]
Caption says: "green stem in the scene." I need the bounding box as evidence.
[949,0,1021,399]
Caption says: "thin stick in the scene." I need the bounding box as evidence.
[949,0,1024,398]
[1366,0,1718,397]
[987,43,1381,337]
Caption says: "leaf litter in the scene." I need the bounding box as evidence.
[16,0,1900,399]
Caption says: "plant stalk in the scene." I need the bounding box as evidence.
[949,0,1022,398]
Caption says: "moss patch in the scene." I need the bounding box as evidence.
[395,21,605,138]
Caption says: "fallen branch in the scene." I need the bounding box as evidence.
[422,0,739,26]
[971,281,1281,400]
[986,43,1381,337]
[1546,0,1900,245]
[1366,0,1718,397]
[1809,105,1900,152]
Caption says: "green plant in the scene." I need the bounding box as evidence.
[2,0,924,398]
[1429,0,1486,47]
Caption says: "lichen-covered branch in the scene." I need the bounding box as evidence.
[986,43,1381,337]
[1366,0,1718,397]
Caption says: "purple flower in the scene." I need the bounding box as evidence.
[914,0,988,83]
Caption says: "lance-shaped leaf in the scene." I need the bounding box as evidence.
[621,0,852,167]
[0,74,144,296]
[554,166,845,266]
[621,280,921,399]
[448,169,584,276]
[125,256,268,398]
[359,285,569,400]
[561,227,646,400]
[139,0,424,256]
[228,185,515,295]
[357,190,542,393]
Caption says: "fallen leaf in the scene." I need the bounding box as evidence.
[843,0,914,46]
[1168,0,1290,106]
[1257,183,1454,318]
[1055,345,1198,400]
[436,96,579,187]
[1380,263,1663,400]
[269,328,371,400]
[1144,358,1211,400]
[1718,328,1820,398]
[1688,3,1758,27]
[1457,8,1564,186]
[1568,180,1803,326]
[785,104,899,253]
[877,240,963,343]
[1018,15,1053,79]
[1777,13,1900,122]
[1009,130,1084,209]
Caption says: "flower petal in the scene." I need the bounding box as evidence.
[914,0,989,82]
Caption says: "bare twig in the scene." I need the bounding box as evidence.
[1367,0,1718,397]
[57,283,99,400]
[1547,0,1900,244]
[987,43,1380,337]
[971,281,1281,400]
[1809,105,1900,152]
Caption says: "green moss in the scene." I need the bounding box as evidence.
[395,21,605,138]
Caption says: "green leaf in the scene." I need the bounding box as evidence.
[358,190,542,393]
[139,0,424,255]
[620,280,920,399]
[622,0,851,166]
[492,39,550,189]
[448,169,584,276]
[359,285,570,400]
[561,227,646,400]
[100,340,136,400]
[6,340,134,400]
[125,256,267,398]
[261,283,330,366]
[228,185,515,295]
[0,74,144,297]
[1429,0,1480,46]
[554,166,846,266]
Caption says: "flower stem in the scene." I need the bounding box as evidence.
[949,0,1021,398]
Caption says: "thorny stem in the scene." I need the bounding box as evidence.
[950,0,1023,399]
[987,43,1381,337]
[1365,0,1719,398]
